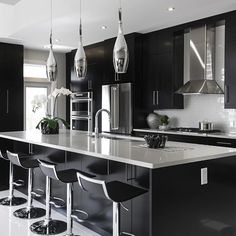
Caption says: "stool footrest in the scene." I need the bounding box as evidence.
[49,197,65,208]
[71,209,89,223]
[31,189,44,198]
[121,232,135,236]
[13,180,24,187]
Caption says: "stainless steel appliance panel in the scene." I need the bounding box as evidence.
[102,83,132,134]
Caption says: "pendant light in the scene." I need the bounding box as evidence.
[46,0,57,82]
[74,0,87,79]
[113,0,129,73]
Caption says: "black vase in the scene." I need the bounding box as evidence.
[41,122,59,135]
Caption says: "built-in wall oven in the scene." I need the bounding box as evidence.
[70,92,93,133]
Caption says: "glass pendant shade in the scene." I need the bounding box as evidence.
[74,7,87,80]
[113,8,129,74]
[46,35,57,82]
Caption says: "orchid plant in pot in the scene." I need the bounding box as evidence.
[36,87,72,134]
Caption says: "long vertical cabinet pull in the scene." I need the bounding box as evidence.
[156,91,159,106]
[6,89,9,114]
[152,91,156,105]
[225,85,229,104]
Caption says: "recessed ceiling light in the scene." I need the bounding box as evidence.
[168,7,175,12]
[101,25,108,30]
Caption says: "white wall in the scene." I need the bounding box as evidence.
[24,48,66,120]
[155,95,236,133]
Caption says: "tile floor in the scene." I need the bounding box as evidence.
[0,190,100,236]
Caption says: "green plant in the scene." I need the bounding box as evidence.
[160,115,169,125]
[36,116,69,130]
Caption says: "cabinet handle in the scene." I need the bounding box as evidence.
[201,168,208,185]
[216,141,232,146]
[225,85,229,103]
[153,91,156,105]
[156,90,159,106]
[6,89,9,114]
[88,80,92,90]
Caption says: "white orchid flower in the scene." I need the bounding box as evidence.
[47,87,73,117]
[50,87,72,98]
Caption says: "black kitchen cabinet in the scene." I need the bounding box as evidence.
[67,42,103,93]
[225,40,236,108]
[0,43,23,131]
[141,30,184,111]
[224,12,236,109]
[103,33,142,85]
[0,42,23,191]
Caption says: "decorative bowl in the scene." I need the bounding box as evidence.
[144,134,168,149]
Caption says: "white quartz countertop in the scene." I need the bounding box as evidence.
[133,128,236,139]
[1,130,236,169]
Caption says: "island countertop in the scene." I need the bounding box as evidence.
[0,130,236,169]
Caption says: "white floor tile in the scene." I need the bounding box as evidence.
[0,190,100,236]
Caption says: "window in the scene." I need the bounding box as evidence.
[24,84,50,130]
[24,63,47,79]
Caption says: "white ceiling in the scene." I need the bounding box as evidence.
[0,0,236,52]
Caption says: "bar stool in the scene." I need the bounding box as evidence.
[77,172,148,236]
[6,151,46,219]
[0,150,27,206]
[30,160,94,236]
[30,160,67,235]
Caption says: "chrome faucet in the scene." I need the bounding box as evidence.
[95,109,111,138]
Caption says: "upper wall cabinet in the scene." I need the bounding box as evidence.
[67,42,104,93]
[225,12,236,108]
[141,29,184,111]
[103,33,143,85]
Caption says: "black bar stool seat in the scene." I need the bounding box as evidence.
[57,169,94,183]
[19,158,39,169]
[77,172,148,236]
[0,150,27,206]
[6,151,46,219]
[106,181,147,203]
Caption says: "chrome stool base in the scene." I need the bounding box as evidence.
[30,219,67,235]
[14,207,46,219]
[0,196,27,206]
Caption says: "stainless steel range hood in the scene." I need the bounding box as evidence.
[176,25,224,95]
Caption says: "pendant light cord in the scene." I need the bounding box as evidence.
[119,0,122,22]
[79,0,82,37]
[50,0,53,45]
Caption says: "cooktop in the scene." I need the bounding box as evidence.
[169,127,221,134]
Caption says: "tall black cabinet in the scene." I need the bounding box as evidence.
[0,42,23,131]
[0,42,24,190]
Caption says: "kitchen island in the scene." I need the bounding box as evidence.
[1,130,236,236]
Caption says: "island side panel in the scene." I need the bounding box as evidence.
[150,157,236,236]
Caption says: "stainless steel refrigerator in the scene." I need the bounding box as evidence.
[102,83,132,134]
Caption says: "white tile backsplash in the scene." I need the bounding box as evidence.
[155,95,236,133]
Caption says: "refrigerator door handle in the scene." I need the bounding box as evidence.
[110,85,119,130]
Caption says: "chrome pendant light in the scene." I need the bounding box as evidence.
[74,0,87,79]
[46,0,57,82]
[113,0,129,74]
